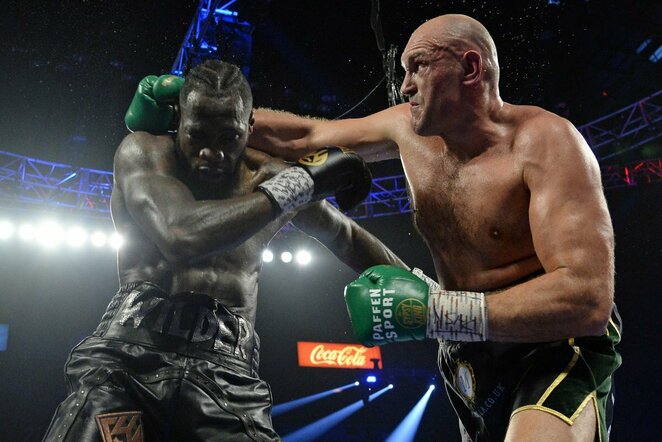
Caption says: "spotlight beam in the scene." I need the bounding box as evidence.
[384,385,435,442]
[282,384,393,442]
[272,382,359,417]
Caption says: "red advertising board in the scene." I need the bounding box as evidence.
[297,341,382,369]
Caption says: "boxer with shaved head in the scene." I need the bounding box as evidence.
[250,14,622,442]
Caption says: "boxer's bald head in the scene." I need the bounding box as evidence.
[406,14,500,89]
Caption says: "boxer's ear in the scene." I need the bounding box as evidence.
[461,50,482,87]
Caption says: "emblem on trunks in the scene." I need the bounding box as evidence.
[96,411,144,442]
[455,360,476,403]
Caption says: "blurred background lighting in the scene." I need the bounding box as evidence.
[36,220,64,248]
[0,221,13,240]
[109,232,124,250]
[18,224,35,241]
[281,251,293,263]
[90,231,107,247]
[262,249,274,262]
[66,227,87,247]
[295,250,312,265]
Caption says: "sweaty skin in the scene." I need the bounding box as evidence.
[111,88,404,327]
[249,14,615,440]
[249,15,614,344]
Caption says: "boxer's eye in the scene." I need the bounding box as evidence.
[188,130,205,140]
[218,132,240,143]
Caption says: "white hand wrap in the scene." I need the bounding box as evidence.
[412,268,488,342]
[257,167,315,214]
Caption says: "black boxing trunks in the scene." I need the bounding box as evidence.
[42,281,280,442]
[437,304,622,442]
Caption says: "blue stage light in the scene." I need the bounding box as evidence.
[272,382,359,417]
[385,385,436,442]
[0,324,8,351]
[283,384,393,442]
[366,375,377,384]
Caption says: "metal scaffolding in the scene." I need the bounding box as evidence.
[171,0,256,78]
[0,149,659,220]
[0,151,112,218]
[580,89,662,162]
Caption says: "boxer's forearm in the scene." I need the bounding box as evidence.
[136,192,277,263]
[485,268,613,342]
[291,201,407,273]
[250,108,399,163]
[333,222,408,274]
[249,108,320,161]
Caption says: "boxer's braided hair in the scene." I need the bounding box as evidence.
[181,59,253,119]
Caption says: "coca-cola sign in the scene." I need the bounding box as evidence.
[297,341,382,369]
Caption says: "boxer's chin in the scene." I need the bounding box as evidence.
[411,115,440,137]
[410,109,430,136]
[412,119,432,137]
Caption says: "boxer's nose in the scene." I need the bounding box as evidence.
[199,148,224,163]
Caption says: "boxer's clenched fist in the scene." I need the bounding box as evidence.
[125,74,184,134]
[344,265,488,346]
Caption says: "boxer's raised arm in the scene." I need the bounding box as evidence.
[114,133,276,263]
[290,200,407,273]
[249,106,406,162]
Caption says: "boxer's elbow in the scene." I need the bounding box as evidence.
[580,305,611,337]
[577,279,613,337]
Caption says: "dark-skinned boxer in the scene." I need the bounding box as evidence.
[43,60,406,442]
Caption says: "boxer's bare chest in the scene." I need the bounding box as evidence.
[114,161,281,314]
[400,136,533,272]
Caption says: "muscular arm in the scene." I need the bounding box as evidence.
[249,106,407,162]
[114,133,276,263]
[487,115,614,342]
[290,201,407,273]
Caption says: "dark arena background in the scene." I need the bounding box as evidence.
[0,1,660,440]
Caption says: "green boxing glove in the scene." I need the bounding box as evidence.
[124,74,184,134]
[344,265,488,346]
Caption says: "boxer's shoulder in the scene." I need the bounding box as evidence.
[114,132,177,176]
[119,131,175,152]
[509,105,570,140]
[500,104,578,160]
